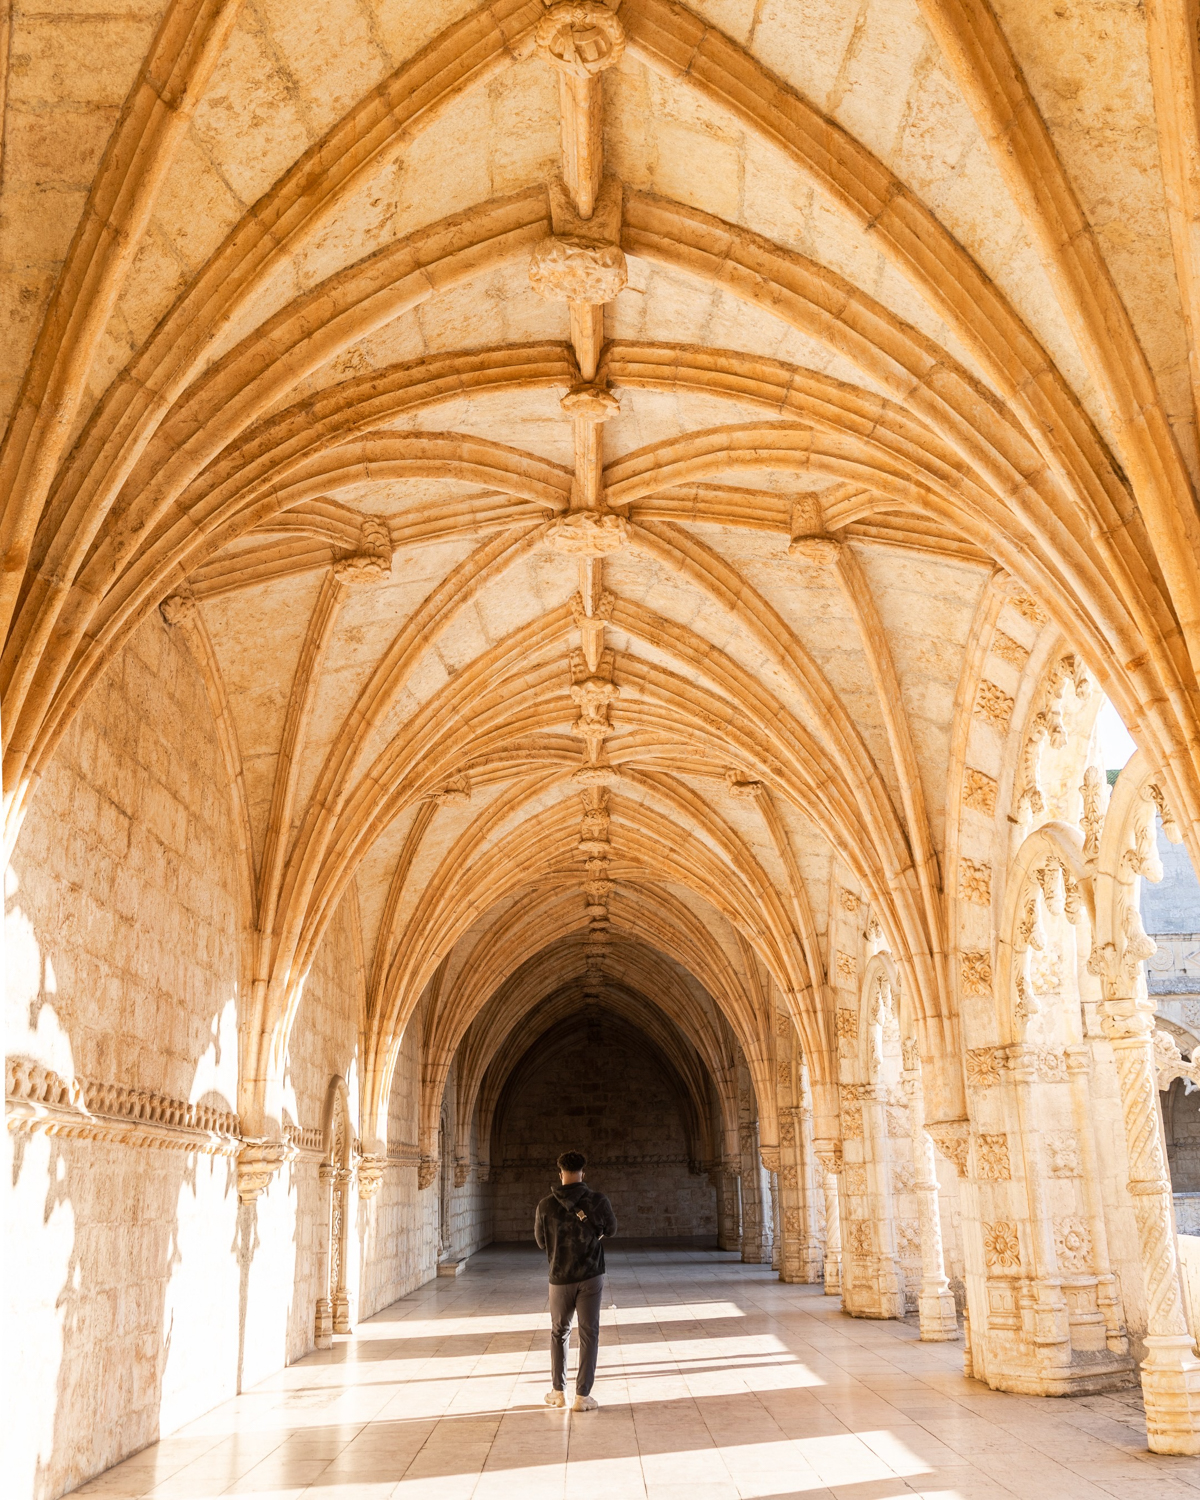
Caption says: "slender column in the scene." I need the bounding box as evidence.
[314,1161,335,1349]
[1102,996,1200,1454]
[815,1144,842,1295]
[331,1164,352,1333]
[1008,1047,1072,1372]
[1065,1045,1128,1355]
[778,1106,823,1282]
[905,1068,959,1339]
[710,1160,739,1250]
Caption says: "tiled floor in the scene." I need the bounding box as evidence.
[78,1245,1200,1500]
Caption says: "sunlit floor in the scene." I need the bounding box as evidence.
[77,1246,1199,1500]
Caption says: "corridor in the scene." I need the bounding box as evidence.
[73,1248,1193,1500]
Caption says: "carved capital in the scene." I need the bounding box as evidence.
[759,1145,781,1174]
[237,1138,296,1204]
[454,1159,471,1188]
[356,1154,387,1200]
[529,235,627,303]
[926,1120,970,1178]
[535,2,625,78]
[417,1156,438,1191]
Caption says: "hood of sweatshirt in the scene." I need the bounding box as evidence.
[551,1181,588,1210]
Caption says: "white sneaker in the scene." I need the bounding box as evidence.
[572,1394,599,1412]
[544,1390,566,1407]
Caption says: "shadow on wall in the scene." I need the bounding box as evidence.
[4,616,296,1500]
[489,1009,717,1244]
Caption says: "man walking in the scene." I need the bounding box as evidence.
[534,1150,617,1412]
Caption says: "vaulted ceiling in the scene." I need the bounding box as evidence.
[3,0,1199,1143]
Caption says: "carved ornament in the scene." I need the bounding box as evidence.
[545,511,629,554]
[529,235,627,303]
[535,2,626,78]
[357,1154,387,1199]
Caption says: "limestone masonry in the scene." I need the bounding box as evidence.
[5,1,1200,1493]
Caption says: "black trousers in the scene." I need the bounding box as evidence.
[548,1274,604,1395]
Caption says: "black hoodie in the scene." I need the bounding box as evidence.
[534,1180,618,1284]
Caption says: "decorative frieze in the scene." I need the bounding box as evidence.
[6,1059,240,1154]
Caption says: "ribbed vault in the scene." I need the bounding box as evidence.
[4,0,1200,1183]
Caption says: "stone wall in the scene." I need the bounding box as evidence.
[4,620,495,1500]
[490,1018,717,1243]
[6,616,243,1500]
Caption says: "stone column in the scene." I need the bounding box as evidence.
[739,1122,768,1262]
[1102,995,1200,1454]
[711,1159,741,1250]
[904,1069,958,1339]
[815,1143,842,1295]
[778,1106,823,1282]
[314,1161,335,1349]
[1065,1045,1128,1356]
[331,1164,352,1333]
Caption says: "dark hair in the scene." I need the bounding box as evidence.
[557,1150,586,1174]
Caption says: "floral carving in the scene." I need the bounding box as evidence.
[928,1121,970,1177]
[963,768,998,813]
[839,889,861,912]
[1054,1217,1092,1273]
[959,951,993,996]
[974,680,1015,730]
[992,630,1030,668]
[841,1104,864,1139]
[975,1134,1011,1180]
[983,1221,1021,1269]
[892,1165,916,1194]
[959,858,992,905]
[965,1048,1003,1088]
[848,1221,872,1255]
[836,949,857,982]
[843,1165,868,1195]
[886,1106,909,1138]
[1007,589,1048,624]
[835,1008,858,1041]
[1045,1132,1081,1177]
[896,1219,921,1256]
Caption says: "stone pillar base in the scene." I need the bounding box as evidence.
[1142,1335,1200,1455]
[918,1286,960,1341]
[332,1293,351,1334]
[823,1254,841,1295]
[315,1298,333,1350]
